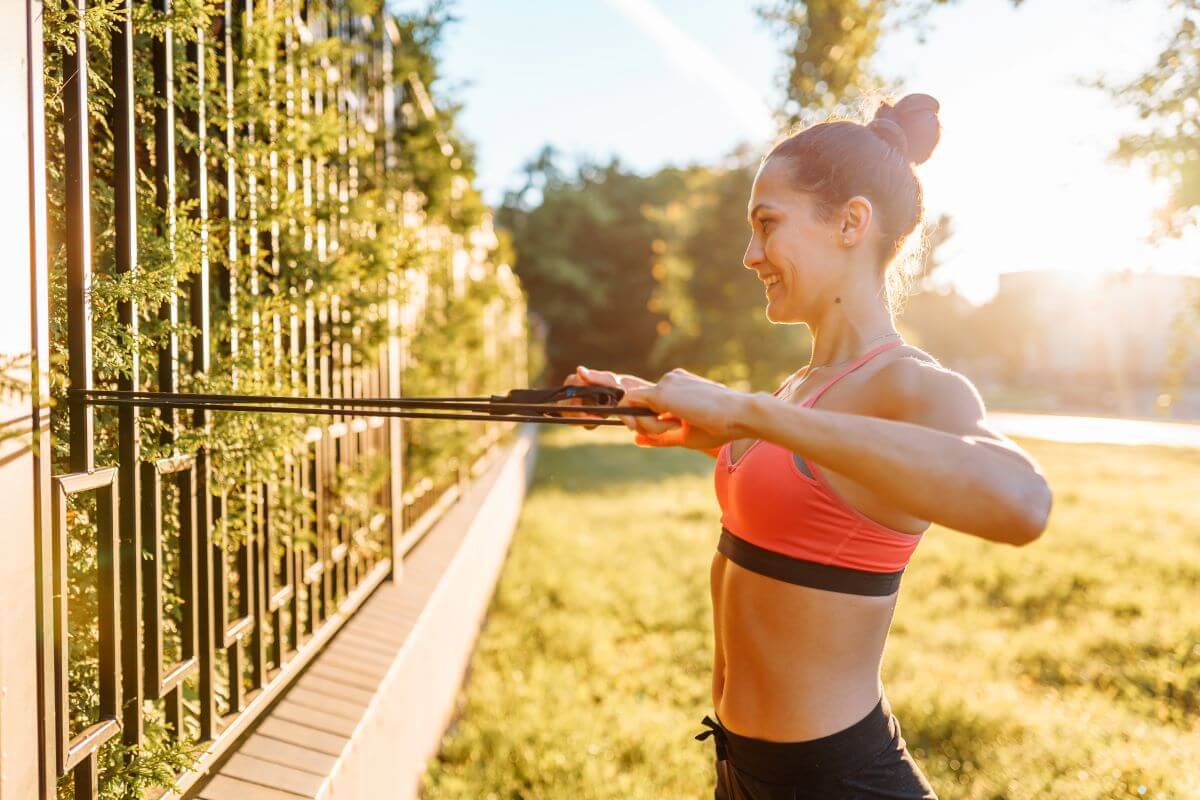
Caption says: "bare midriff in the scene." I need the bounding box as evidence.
[710,552,898,742]
[709,347,931,742]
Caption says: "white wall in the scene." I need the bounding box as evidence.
[0,2,45,797]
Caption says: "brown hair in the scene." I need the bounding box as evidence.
[767,94,941,271]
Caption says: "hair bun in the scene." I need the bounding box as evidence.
[866,117,908,156]
[871,94,941,165]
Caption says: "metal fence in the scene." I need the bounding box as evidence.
[30,1,524,798]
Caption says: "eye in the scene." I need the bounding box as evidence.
[760,218,776,234]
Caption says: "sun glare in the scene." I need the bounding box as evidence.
[921,108,1176,304]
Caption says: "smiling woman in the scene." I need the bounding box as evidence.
[566,93,1052,800]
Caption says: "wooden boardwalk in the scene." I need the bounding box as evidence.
[193,429,536,799]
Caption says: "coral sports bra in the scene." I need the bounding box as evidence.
[713,340,923,596]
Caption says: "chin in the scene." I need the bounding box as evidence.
[764,298,800,325]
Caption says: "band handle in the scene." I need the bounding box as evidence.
[491,385,624,414]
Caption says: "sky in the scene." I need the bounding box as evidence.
[397,0,1197,304]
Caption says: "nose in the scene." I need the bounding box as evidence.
[743,233,764,270]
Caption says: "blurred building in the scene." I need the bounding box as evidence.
[993,270,1198,382]
[900,269,1200,418]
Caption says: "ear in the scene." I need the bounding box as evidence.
[838,196,874,248]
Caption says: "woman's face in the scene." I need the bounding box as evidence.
[743,155,847,324]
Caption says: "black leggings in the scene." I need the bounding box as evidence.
[696,697,937,800]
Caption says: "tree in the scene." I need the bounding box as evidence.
[499,149,670,382]
[758,0,1022,126]
[498,149,813,391]
[1107,0,1200,397]
[757,0,893,125]
[650,155,813,389]
[1110,1,1200,237]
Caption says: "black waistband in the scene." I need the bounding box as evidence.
[718,527,903,596]
[696,696,899,781]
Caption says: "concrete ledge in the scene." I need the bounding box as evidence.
[193,425,538,800]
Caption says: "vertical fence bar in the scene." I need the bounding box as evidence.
[62,0,94,476]
[329,294,347,606]
[185,17,218,739]
[263,0,283,672]
[295,0,318,640]
[153,0,178,442]
[317,303,332,621]
[384,17,405,578]
[245,0,261,377]
[214,0,255,718]
[282,0,303,654]
[243,0,268,691]
[223,0,240,387]
[109,0,144,753]
[150,0,185,745]
[250,479,267,685]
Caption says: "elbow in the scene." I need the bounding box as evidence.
[1004,474,1052,546]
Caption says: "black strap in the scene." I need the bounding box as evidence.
[695,714,728,761]
[718,529,904,596]
[73,384,651,425]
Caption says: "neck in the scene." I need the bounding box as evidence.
[807,283,897,368]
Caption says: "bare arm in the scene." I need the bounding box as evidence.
[730,360,1052,545]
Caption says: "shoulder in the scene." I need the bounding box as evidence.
[866,346,987,435]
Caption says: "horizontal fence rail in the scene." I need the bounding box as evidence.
[31,0,529,797]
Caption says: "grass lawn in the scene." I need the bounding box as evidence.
[421,426,1200,800]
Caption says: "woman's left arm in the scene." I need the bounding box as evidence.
[626,361,1052,546]
[736,360,1052,546]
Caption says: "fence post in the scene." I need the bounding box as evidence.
[0,3,49,798]
[387,278,406,581]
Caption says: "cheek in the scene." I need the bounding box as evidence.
[765,228,817,281]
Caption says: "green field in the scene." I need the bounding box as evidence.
[421,426,1200,799]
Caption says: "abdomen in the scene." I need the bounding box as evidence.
[711,552,900,741]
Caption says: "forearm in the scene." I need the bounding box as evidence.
[734,392,1050,544]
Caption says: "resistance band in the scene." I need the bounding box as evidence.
[73,385,658,426]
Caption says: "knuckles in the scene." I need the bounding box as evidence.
[658,368,687,384]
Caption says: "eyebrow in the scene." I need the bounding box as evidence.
[747,202,776,224]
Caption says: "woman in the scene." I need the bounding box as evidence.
[564,94,1053,799]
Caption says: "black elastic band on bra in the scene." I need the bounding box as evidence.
[718,528,903,596]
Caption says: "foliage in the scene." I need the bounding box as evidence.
[648,154,813,389]
[756,0,1022,126]
[757,0,893,124]
[1110,0,1200,237]
[40,0,526,796]
[499,148,671,383]
[1106,0,1200,399]
[499,148,815,392]
[424,426,1200,799]
[391,1,489,233]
